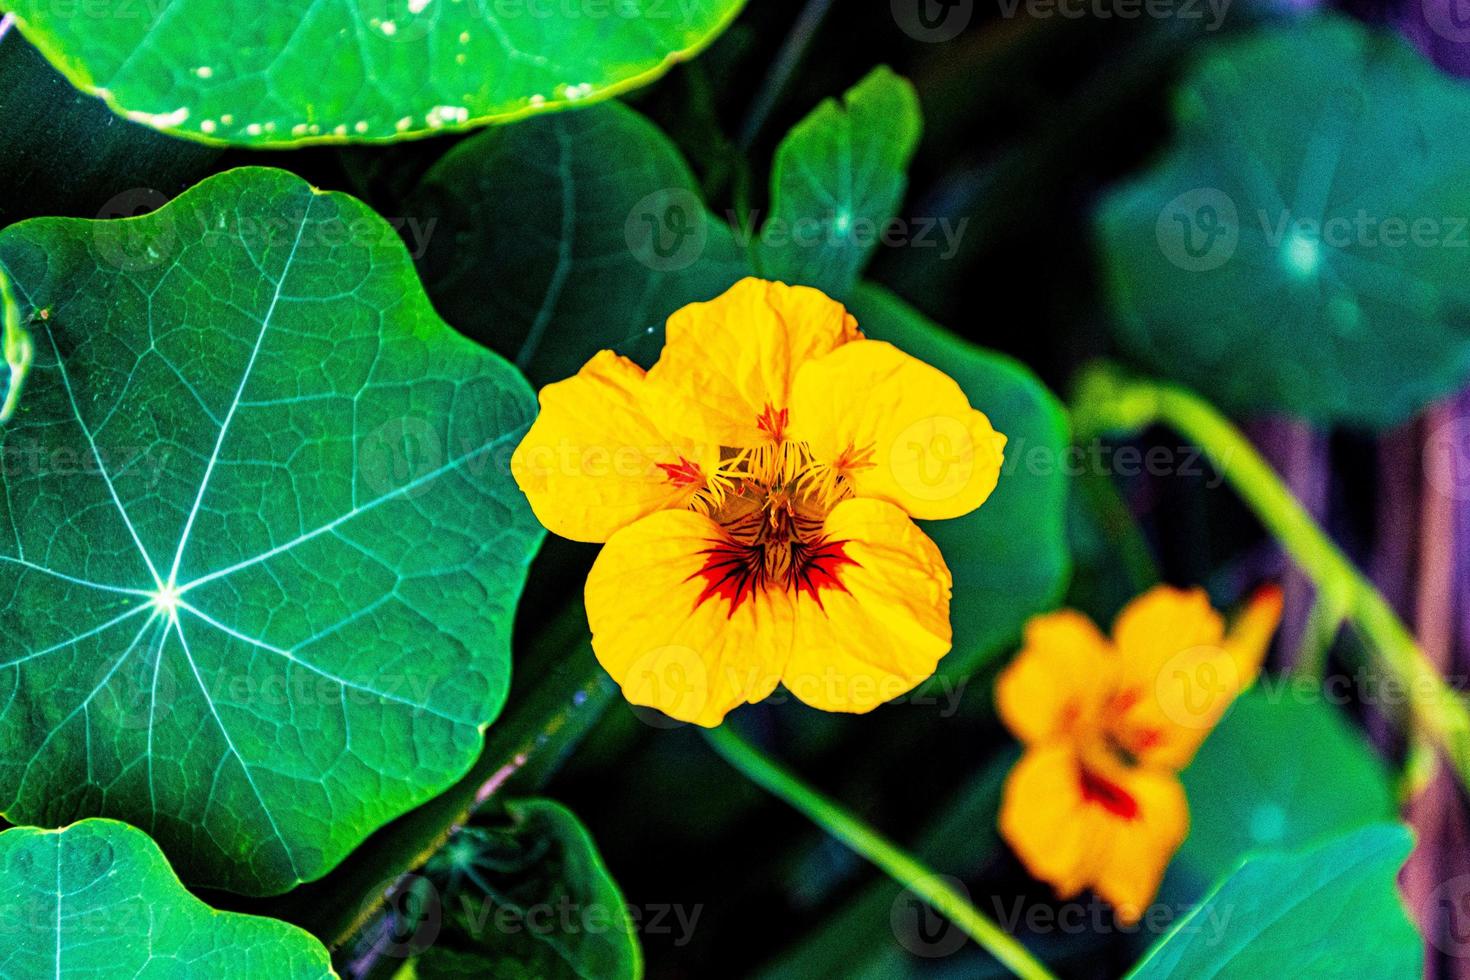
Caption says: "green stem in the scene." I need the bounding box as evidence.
[703,726,1057,980]
[1073,365,1470,789]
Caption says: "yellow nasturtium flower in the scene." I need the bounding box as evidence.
[995,585,1283,923]
[512,278,1006,726]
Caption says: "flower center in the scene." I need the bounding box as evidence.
[687,428,857,613]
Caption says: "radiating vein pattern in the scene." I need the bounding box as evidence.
[0,820,335,978]
[0,167,543,895]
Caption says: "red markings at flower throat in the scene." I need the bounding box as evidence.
[656,457,704,487]
[756,404,788,441]
[690,538,856,615]
[1078,766,1140,820]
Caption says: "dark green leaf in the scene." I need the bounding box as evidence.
[1128,825,1421,978]
[0,166,543,895]
[0,819,334,977]
[1096,15,1470,427]
[0,31,218,226]
[847,283,1071,680]
[753,67,922,301]
[1178,687,1396,886]
[421,798,641,980]
[7,0,747,146]
[406,100,749,386]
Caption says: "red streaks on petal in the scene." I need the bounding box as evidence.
[756,404,789,441]
[794,539,858,609]
[689,542,761,616]
[1078,766,1140,820]
[656,457,704,487]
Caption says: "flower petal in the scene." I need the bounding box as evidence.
[999,745,1188,923]
[782,498,951,714]
[1110,585,1278,770]
[647,278,861,447]
[788,340,1006,520]
[584,509,793,727]
[512,351,718,543]
[996,609,1116,746]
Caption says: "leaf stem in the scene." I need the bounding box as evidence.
[1072,364,1470,790]
[738,0,834,150]
[703,726,1057,980]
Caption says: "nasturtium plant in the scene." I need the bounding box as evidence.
[419,798,641,980]
[1177,687,1397,886]
[0,267,29,422]
[406,99,749,387]
[1128,825,1422,978]
[847,283,1071,680]
[753,67,922,302]
[0,166,543,895]
[5,0,747,146]
[0,819,335,978]
[1096,14,1470,427]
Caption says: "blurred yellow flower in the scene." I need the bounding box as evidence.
[512,278,1006,726]
[995,585,1283,923]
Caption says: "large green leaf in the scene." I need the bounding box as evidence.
[847,283,1071,680]
[1096,14,1470,428]
[1128,825,1421,979]
[0,819,334,978]
[0,166,543,895]
[0,267,29,422]
[753,67,922,301]
[6,0,746,147]
[406,99,749,387]
[416,798,641,979]
[1177,687,1396,886]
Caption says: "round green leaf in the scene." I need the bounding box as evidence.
[753,66,922,302]
[0,166,543,895]
[7,0,747,146]
[846,283,1072,680]
[406,99,749,387]
[1129,825,1421,978]
[1096,14,1470,428]
[1178,687,1396,886]
[0,819,335,978]
[420,798,642,979]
